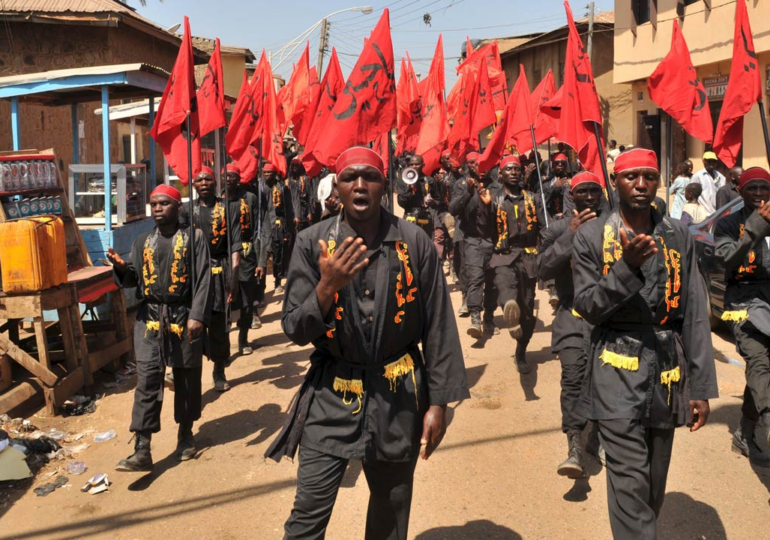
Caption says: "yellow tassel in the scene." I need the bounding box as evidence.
[211,267,223,275]
[571,309,583,319]
[600,349,639,372]
[145,320,160,337]
[383,354,419,409]
[169,324,184,339]
[242,242,252,255]
[333,377,364,414]
[524,247,538,255]
[660,366,681,406]
[721,310,748,322]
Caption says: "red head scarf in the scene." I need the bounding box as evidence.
[197,166,214,178]
[614,148,659,174]
[466,152,480,163]
[552,153,569,162]
[335,146,385,176]
[263,163,277,172]
[500,155,521,168]
[150,184,182,202]
[738,167,770,191]
[570,171,604,190]
[225,164,241,175]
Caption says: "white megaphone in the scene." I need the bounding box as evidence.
[401,167,419,185]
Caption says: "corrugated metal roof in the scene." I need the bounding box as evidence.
[0,0,138,15]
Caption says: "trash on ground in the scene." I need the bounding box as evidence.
[63,395,98,417]
[0,446,32,481]
[12,435,61,455]
[80,473,110,495]
[47,429,67,441]
[33,475,68,497]
[93,430,117,443]
[65,461,87,476]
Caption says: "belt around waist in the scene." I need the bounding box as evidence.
[333,347,421,371]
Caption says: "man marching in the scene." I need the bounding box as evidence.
[186,167,242,392]
[225,164,269,355]
[265,162,295,295]
[266,147,469,539]
[109,185,212,471]
[715,167,770,467]
[537,171,604,477]
[572,149,718,538]
[479,155,544,372]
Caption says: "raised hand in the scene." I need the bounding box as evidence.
[569,208,597,232]
[758,200,770,225]
[106,247,127,273]
[479,188,492,206]
[619,228,658,269]
[316,237,369,317]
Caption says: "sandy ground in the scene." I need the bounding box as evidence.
[1,269,769,539]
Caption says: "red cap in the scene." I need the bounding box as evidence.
[150,184,182,202]
[335,146,385,176]
[500,155,521,168]
[614,148,659,174]
[441,150,452,159]
[570,171,604,190]
[197,166,214,177]
[738,167,770,191]
[552,153,569,162]
[263,163,277,172]
[225,163,241,175]
[466,152,480,163]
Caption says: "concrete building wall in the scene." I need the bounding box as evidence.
[501,29,633,150]
[614,0,770,173]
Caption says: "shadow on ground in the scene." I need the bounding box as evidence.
[414,519,522,539]
[658,492,727,539]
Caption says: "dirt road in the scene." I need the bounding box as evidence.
[1,278,768,539]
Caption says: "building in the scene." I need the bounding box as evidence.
[479,11,633,153]
[614,0,770,175]
[0,1,253,183]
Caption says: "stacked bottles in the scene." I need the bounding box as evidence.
[0,159,57,192]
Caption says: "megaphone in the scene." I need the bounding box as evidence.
[401,167,419,185]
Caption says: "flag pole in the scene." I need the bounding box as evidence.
[529,125,549,228]
[388,129,395,213]
[758,101,770,167]
[222,130,233,326]
[666,114,673,213]
[593,122,614,209]
[186,113,197,289]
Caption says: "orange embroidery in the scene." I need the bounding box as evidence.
[395,242,414,286]
[602,225,623,275]
[210,201,226,245]
[168,232,187,293]
[660,237,681,315]
[394,310,405,323]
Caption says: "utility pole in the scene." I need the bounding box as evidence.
[587,2,595,62]
[317,18,329,77]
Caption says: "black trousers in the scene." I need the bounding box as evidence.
[464,240,496,317]
[452,240,466,294]
[272,235,292,282]
[205,310,230,366]
[599,419,675,540]
[559,347,588,432]
[130,362,202,433]
[284,446,418,540]
[494,262,537,346]
[732,323,770,416]
[237,278,258,331]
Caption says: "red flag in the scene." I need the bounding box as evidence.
[446,75,464,122]
[312,9,396,170]
[713,0,762,167]
[396,53,423,154]
[197,37,227,137]
[261,58,287,178]
[648,20,712,144]
[564,1,602,124]
[227,71,258,181]
[281,43,311,126]
[447,62,496,159]
[416,35,449,174]
[466,36,474,57]
[472,61,497,137]
[226,53,268,160]
[301,49,345,177]
[532,70,558,145]
[149,16,200,185]
[478,65,532,174]
[292,66,320,146]
[372,131,391,177]
[457,41,507,111]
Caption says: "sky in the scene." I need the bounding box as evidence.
[135,0,614,89]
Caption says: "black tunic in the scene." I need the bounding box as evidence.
[117,226,212,368]
[267,209,469,462]
[572,209,718,428]
[229,188,270,280]
[537,215,588,352]
[481,186,545,269]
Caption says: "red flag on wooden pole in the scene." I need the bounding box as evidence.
[416,35,449,174]
[713,0,763,167]
[531,70,558,146]
[261,58,287,177]
[292,66,320,146]
[197,37,227,137]
[150,16,200,185]
[312,9,397,170]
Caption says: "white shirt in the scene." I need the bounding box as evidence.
[691,168,726,215]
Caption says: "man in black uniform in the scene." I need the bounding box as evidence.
[715,167,770,467]
[225,164,269,355]
[450,152,499,339]
[479,155,544,371]
[267,147,469,539]
[716,166,743,211]
[542,153,571,219]
[265,162,295,295]
[446,154,468,314]
[288,159,312,232]
[430,166,451,264]
[537,171,604,477]
[397,154,434,239]
[572,149,718,538]
[187,167,242,392]
[109,185,211,470]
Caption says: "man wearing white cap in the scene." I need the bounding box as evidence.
[690,151,726,214]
